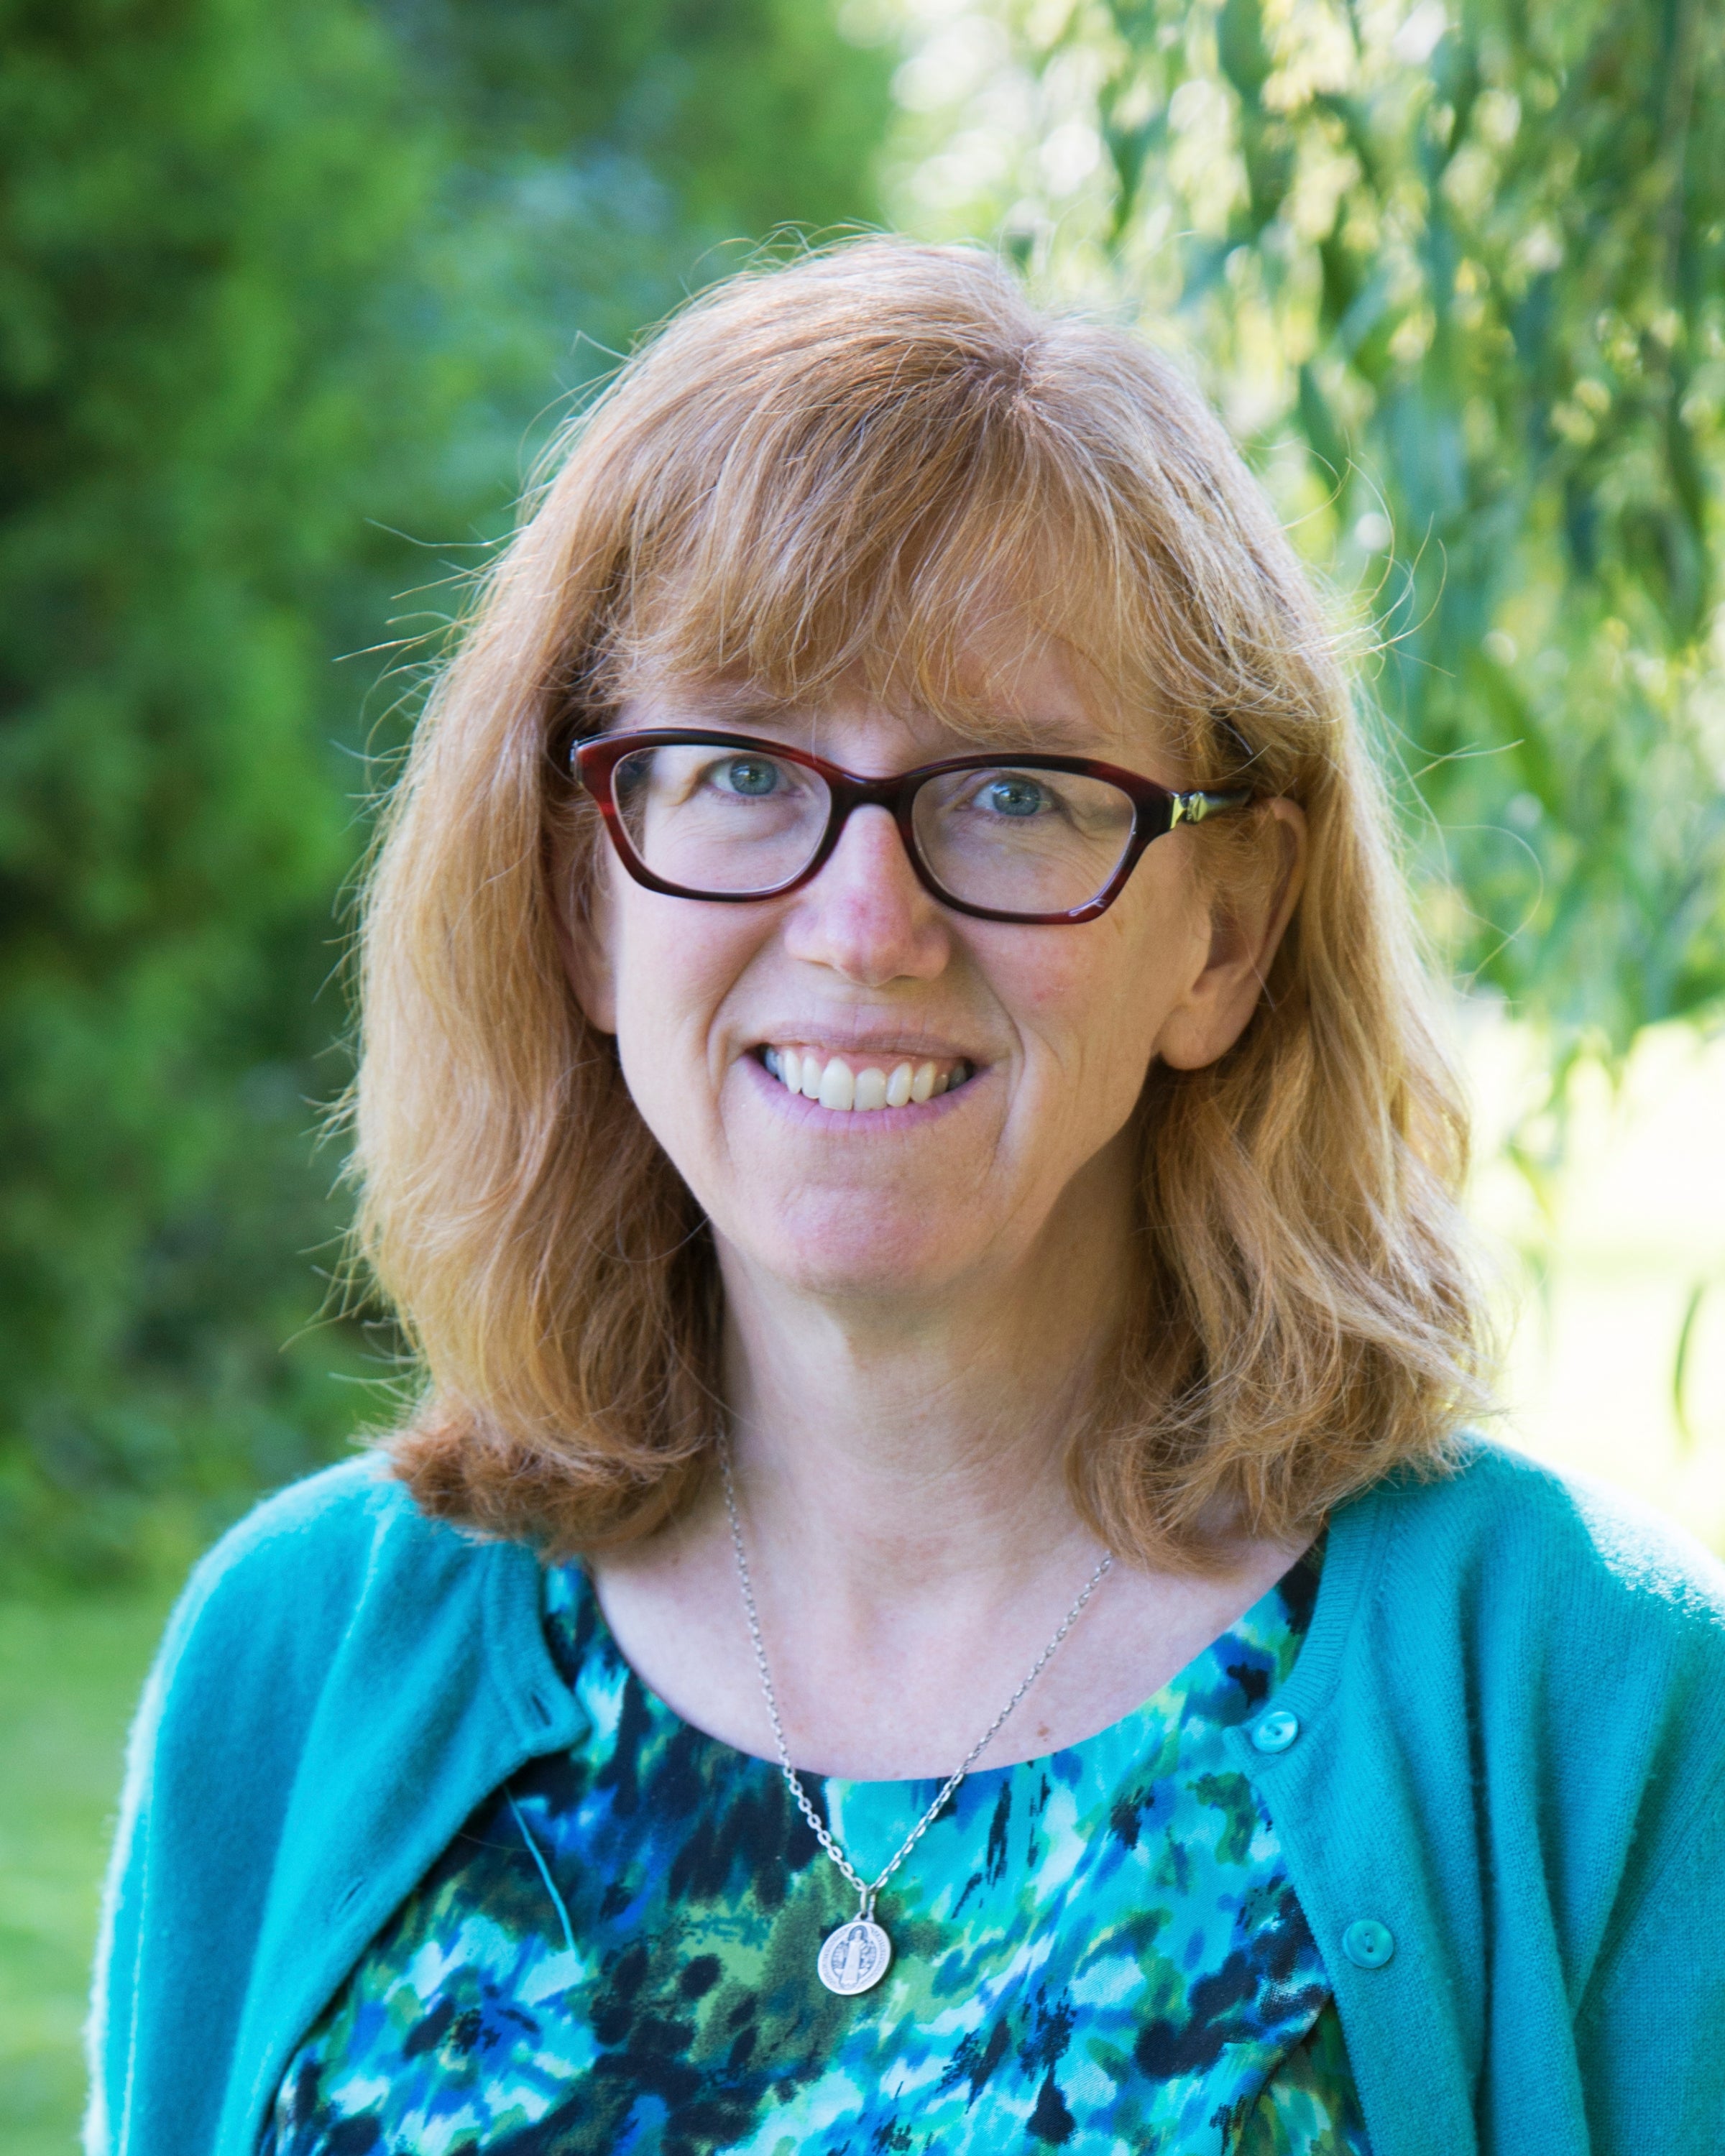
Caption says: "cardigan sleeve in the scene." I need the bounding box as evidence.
[1574,1749,1725,2149]
[1223,1445,1725,2156]
[83,1455,576,2156]
[85,1590,254,2153]
[83,1470,364,2155]
[84,1613,172,2155]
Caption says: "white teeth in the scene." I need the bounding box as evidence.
[765,1047,972,1110]
[818,1059,856,1111]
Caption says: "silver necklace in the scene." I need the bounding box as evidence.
[719,1446,1113,1997]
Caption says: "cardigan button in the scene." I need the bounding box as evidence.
[1342,1919,1395,1969]
[1251,1708,1301,1754]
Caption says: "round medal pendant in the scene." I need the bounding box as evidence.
[817,1916,893,1996]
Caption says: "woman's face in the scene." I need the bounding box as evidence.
[564,648,1298,1312]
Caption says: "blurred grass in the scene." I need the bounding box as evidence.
[1467,1015,1725,1550]
[0,1583,176,2156]
[3,1015,1722,2147]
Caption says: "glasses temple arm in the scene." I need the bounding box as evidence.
[1168,787,1255,828]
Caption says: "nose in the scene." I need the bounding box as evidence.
[780,804,950,986]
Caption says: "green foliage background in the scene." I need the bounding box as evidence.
[883,0,1725,1046]
[0,0,892,1577]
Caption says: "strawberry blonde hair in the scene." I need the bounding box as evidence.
[352,239,1486,1566]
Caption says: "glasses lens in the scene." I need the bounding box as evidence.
[911,765,1136,916]
[610,740,830,895]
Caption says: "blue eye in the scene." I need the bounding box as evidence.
[985,776,1048,818]
[722,757,780,797]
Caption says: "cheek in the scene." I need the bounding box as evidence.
[605,888,765,1101]
[998,910,1184,1092]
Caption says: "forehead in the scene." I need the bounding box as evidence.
[610,622,1171,766]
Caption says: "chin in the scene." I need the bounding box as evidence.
[734,1198,987,1304]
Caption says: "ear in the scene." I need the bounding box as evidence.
[1156,798,1307,1072]
[549,839,618,1036]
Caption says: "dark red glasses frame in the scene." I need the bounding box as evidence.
[571,728,1256,926]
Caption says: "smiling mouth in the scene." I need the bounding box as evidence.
[759,1046,975,1112]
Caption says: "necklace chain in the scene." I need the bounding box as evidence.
[719,1444,1113,1922]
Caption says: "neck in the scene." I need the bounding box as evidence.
[714,1166,1136,1612]
[589,1133,1307,1779]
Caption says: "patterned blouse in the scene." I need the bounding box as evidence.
[265,1549,1369,2155]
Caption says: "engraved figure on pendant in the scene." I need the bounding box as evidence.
[818,1917,893,1996]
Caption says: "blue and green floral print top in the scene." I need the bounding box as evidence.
[264,1547,1368,2156]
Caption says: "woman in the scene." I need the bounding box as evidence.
[90,243,1725,2156]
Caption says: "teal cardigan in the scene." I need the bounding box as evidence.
[86,1439,1725,2155]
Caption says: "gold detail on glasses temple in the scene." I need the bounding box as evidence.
[1171,789,1253,828]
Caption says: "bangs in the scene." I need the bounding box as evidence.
[559,250,1299,786]
[606,422,1126,740]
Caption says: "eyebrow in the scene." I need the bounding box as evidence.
[622,686,801,734]
[620,691,1115,759]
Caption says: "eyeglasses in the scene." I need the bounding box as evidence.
[571,729,1255,926]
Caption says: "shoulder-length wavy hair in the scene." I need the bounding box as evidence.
[352,238,1486,1568]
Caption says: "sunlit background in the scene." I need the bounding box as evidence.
[3,0,1721,2142]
